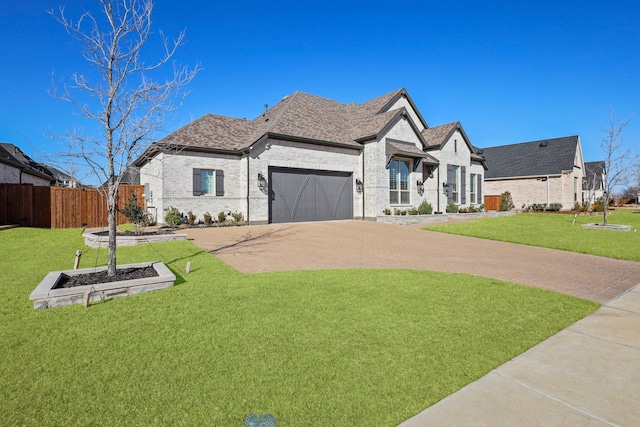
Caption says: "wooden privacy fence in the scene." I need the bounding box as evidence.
[0,184,144,228]
[0,184,51,227]
[483,195,502,211]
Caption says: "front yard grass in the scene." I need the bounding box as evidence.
[425,209,640,261]
[0,228,598,426]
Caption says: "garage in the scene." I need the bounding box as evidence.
[269,168,353,223]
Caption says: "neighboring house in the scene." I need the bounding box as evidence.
[136,88,486,224]
[582,161,606,203]
[481,136,585,210]
[0,143,54,186]
[46,165,82,188]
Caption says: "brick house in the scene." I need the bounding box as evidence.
[481,136,585,210]
[135,89,486,224]
[0,143,54,186]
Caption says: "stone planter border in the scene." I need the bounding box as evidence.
[29,261,176,310]
[83,230,187,247]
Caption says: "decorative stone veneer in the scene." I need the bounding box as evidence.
[82,230,188,247]
[29,261,176,310]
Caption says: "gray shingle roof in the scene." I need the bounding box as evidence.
[0,143,55,182]
[149,89,416,154]
[422,122,458,147]
[482,136,580,179]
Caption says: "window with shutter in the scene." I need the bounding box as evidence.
[216,170,224,196]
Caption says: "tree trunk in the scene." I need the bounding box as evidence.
[107,186,118,277]
[603,192,608,225]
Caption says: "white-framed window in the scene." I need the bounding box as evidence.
[389,158,410,204]
[451,165,459,203]
[470,173,477,204]
[201,170,214,195]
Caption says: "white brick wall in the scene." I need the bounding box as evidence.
[0,163,51,186]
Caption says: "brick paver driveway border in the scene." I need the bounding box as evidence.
[183,220,640,304]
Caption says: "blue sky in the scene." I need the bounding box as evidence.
[1,0,639,180]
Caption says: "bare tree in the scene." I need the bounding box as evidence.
[600,110,637,225]
[51,0,198,276]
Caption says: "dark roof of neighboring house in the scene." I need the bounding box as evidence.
[482,136,580,179]
[583,161,605,190]
[137,89,444,165]
[0,143,55,182]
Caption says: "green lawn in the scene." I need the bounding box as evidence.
[0,228,598,426]
[425,209,640,261]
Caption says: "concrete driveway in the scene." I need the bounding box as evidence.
[183,220,640,304]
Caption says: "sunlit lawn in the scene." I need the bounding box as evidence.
[425,209,640,261]
[0,228,598,426]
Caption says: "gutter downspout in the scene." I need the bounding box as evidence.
[437,166,441,213]
[362,147,365,220]
[246,149,251,224]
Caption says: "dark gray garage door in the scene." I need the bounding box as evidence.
[269,168,353,223]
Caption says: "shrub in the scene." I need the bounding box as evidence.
[187,211,197,225]
[446,201,459,213]
[164,206,181,227]
[530,203,547,212]
[231,211,244,223]
[499,191,515,211]
[203,212,212,225]
[417,200,433,214]
[384,208,391,215]
[217,211,227,223]
[468,205,479,213]
[547,203,562,212]
[121,191,149,233]
[478,204,485,212]
[408,208,419,215]
[399,209,407,215]
[592,197,605,212]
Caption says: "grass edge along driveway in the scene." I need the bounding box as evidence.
[0,228,598,426]
[424,210,640,262]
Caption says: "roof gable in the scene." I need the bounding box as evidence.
[482,136,580,179]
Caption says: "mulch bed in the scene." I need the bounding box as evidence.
[54,266,158,289]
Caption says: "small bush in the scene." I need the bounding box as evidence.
[217,211,227,223]
[478,204,485,212]
[164,206,181,227]
[418,200,433,215]
[592,197,605,212]
[446,201,459,213]
[121,191,149,233]
[384,209,391,215]
[547,203,562,212]
[231,211,244,223]
[468,205,479,213]
[408,208,419,215]
[499,191,515,211]
[458,207,468,213]
[530,204,547,212]
[187,211,197,225]
[203,212,212,225]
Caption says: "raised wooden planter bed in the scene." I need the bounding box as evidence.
[29,261,176,310]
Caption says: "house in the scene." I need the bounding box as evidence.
[480,136,585,210]
[0,143,54,186]
[136,89,486,224]
[582,161,606,204]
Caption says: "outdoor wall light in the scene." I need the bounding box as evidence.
[257,173,267,190]
[416,180,424,195]
[442,182,449,195]
[355,178,364,194]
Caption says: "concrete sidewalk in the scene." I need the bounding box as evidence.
[399,284,640,426]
